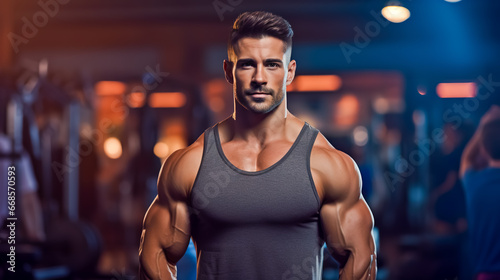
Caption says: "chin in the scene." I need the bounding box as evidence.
[236,93,283,114]
[250,107,273,114]
[248,101,281,114]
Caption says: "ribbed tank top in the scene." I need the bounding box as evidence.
[190,122,323,280]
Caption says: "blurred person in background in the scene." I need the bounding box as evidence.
[460,104,500,280]
[430,123,469,235]
[139,11,376,280]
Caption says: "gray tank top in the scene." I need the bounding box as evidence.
[190,122,324,280]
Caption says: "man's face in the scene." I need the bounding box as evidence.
[224,36,295,114]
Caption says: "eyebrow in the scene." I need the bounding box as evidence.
[264,59,283,65]
[237,58,255,64]
[237,58,284,64]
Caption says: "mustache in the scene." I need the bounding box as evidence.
[244,88,274,95]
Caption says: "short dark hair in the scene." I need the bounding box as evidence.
[481,119,500,160]
[227,11,294,61]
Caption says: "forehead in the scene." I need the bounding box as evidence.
[234,36,286,59]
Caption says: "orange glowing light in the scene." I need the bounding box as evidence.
[127,91,146,108]
[334,94,360,126]
[205,79,228,97]
[95,81,126,96]
[287,75,342,92]
[149,92,186,108]
[417,85,427,96]
[436,82,476,98]
[103,137,122,159]
[153,142,170,159]
[208,96,225,113]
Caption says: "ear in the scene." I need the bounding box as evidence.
[223,60,234,85]
[286,60,296,86]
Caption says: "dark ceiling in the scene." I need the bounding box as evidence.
[2,0,499,84]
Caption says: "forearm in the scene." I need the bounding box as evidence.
[139,247,177,280]
[139,209,189,280]
[339,252,376,280]
[337,215,377,280]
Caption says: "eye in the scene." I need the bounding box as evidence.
[267,62,280,68]
[240,61,254,68]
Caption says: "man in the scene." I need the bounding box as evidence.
[460,105,500,279]
[139,11,376,280]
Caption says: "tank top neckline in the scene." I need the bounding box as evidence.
[214,122,309,176]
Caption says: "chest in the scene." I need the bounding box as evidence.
[221,140,295,172]
[190,165,320,226]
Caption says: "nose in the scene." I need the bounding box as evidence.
[251,64,267,86]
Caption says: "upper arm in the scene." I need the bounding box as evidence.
[139,139,203,279]
[312,142,376,278]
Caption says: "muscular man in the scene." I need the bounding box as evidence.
[139,11,376,280]
[460,105,500,279]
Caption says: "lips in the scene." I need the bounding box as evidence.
[248,92,269,98]
[247,91,270,96]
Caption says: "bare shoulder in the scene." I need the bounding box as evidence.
[310,132,361,204]
[157,132,205,202]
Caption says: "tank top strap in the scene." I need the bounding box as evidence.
[197,123,223,169]
[203,123,217,149]
[287,122,319,160]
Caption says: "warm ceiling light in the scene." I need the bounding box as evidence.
[95,81,126,96]
[436,82,476,98]
[287,75,342,92]
[103,137,122,159]
[444,0,461,2]
[149,92,186,108]
[382,2,410,23]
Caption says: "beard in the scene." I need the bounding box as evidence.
[235,86,285,114]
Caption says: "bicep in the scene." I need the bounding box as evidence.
[321,197,374,256]
[339,198,375,257]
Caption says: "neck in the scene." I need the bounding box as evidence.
[227,97,290,143]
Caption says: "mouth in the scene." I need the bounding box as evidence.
[247,92,269,99]
[247,91,270,96]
